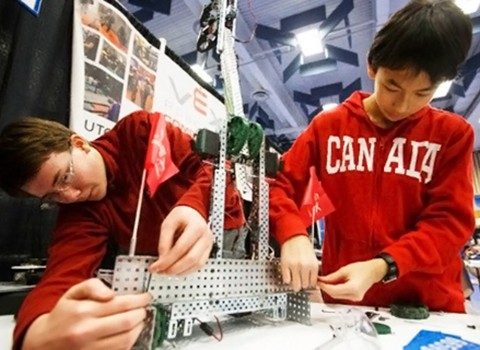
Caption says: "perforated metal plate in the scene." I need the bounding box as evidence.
[169,293,288,320]
[287,292,311,325]
[257,140,270,260]
[112,256,154,294]
[147,258,290,302]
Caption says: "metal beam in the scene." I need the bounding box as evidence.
[374,0,389,29]
[265,126,303,136]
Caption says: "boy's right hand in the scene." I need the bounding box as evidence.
[22,278,151,350]
[280,235,319,292]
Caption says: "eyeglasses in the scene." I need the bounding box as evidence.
[39,149,75,209]
[55,151,75,191]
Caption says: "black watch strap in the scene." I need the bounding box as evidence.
[376,252,398,284]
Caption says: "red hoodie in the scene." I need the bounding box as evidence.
[270,91,474,312]
[13,111,245,349]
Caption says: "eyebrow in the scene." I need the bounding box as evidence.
[386,79,433,93]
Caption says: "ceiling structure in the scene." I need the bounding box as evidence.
[120,0,480,151]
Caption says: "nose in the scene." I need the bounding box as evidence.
[58,188,82,203]
[393,95,410,115]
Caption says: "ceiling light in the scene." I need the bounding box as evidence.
[296,29,324,57]
[322,102,338,111]
[191,64,213,84]
[252,89,270,102]
[454,0,480,14]
[432,80,453,99]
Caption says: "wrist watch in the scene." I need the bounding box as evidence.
[376,252,398,283]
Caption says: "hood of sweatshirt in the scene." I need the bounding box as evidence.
[342,91,431,126]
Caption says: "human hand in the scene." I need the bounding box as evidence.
[280,235,319,292]
[23,278,151,350]
[317,259,388,302]
[149,205,213,275]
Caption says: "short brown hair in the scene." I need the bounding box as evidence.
[0,117,74,196]
[368,0,472,85]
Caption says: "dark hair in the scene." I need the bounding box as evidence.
[0,117,74,196]
[368,0,472,84]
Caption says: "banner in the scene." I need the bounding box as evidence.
[71,0,226,141]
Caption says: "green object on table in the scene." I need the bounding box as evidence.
[390,303,429,319]
[372,321,392,335]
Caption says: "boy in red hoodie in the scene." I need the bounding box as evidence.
[270,0,475,312]
[0,111,244,349]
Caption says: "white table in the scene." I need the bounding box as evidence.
[0,315,14,350]
[2,303,479,350]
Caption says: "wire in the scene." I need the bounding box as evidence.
[193,316,224,341]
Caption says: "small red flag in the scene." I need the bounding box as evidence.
[144,114,179,197]
[299,166,335,227]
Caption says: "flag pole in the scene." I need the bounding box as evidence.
[129,168,147,256]
[310,205,317,243]
[128,39,167,257]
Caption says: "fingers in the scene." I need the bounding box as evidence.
[317,266,367,302]
[150,223,205,273]
[319,282,364,302]
[176,236,212,276]
[279,235,318,292]
[281,263,318,292]
[65,278,114,302]
[290,266,302,292]
[318,269,345,284]
[89,307,147,339]
[93,293,152,318]
[88,320,145,350]
[48,292,151,348]
[156,219,180,257]
[310,264,319,287]
[281,264,292,285]
[301,264,312,290]
[155,227,212,275]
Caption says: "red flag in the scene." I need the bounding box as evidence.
[144,114,179,197]
[299,166,335,227]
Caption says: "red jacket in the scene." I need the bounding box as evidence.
[270,91,474,312]
[13,111,244,348]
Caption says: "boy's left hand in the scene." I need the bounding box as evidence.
[149,206,213,275]
[317,259,388,302]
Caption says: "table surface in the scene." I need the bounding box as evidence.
[2,303,479,350]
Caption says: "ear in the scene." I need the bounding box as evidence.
[70,134,91,152]
[367,64,377,80]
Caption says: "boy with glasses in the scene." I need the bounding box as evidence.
[270,0,475,312]
[0,111,244,349]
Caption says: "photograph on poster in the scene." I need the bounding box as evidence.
[80,1,131,53]
[133,33,158,71]
[84,62,123,122]
[126,57,155,112]
[83,28,100,61]
[99,40,126,79]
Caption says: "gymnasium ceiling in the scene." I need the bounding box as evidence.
[120,0,480,151]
